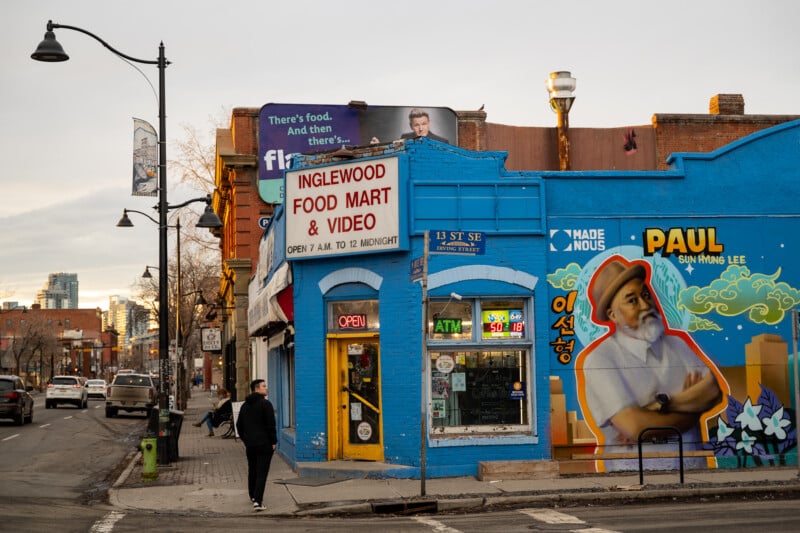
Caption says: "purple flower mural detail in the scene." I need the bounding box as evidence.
[706,384,797,467]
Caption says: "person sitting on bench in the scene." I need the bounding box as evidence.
[193,388,232,437]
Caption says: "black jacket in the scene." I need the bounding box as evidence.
[236,393,277,448]
[211,398,232,427]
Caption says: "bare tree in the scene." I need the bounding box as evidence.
[3,314,59,379]
[168,112,227,256]
[170,108,229,194]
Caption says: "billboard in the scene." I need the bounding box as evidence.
[284,157,402,260]
[259,104,458,204]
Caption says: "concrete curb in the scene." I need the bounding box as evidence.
[292,482,800,517]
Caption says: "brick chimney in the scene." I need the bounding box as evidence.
[709,94,745,115]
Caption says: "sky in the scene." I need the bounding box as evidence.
[1,0,798,311]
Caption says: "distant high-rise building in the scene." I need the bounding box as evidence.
[107,295,151,368]
[35,272,79,309]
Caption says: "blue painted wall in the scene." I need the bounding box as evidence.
[263,121,800,476]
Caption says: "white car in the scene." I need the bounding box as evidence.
[46,375,89,409]
[85,379,108,400]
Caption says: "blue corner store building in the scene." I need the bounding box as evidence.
[250,120,800,477]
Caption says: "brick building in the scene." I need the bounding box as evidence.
[0,305,118,386]
[210,95,798,410]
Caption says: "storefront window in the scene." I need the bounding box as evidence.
[428,298,532,434]
[327,300,380,332]
[431,350,528,431]
[428,300,473,340]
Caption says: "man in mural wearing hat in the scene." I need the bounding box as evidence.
[576,256,727,471]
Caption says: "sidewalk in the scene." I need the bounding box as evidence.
[109,392,800,517]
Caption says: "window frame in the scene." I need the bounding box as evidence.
[425,296,535,436]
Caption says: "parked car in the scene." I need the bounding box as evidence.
[85,379,108,400]
[0,375,34,425]
[46,375,89,409]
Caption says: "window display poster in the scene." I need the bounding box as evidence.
[432,373,450,399]
[509,381,526,400]
[451,372,466,392]
[432,399,446,418]
[482,309,525,339]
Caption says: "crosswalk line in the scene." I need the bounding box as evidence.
[412,516,463,532]
[520,508,621,533]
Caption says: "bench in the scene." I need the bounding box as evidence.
[216,413,236,439]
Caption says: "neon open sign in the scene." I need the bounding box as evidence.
[338,314,367,330]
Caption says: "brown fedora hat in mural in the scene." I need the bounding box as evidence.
[591,259,647,322]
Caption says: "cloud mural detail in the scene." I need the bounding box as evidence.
[679,265,800,326]
[546,263,582,291]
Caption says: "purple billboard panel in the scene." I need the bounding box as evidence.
[258,103,457,204]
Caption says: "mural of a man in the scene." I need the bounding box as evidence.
[576,256,728,471]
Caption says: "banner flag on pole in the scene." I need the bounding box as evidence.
[132,118,158,197]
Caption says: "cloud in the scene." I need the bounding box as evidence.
[0,186,159,308]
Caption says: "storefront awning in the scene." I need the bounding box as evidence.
[248,262,293,336]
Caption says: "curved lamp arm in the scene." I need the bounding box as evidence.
[117,208,158,227]
[36,20,165,67]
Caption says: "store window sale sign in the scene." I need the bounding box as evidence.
[285,157,400,260]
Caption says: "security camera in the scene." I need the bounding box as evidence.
[450,292,462,301]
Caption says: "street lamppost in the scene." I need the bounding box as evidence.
[546,71,577,171]
[32,22,217,464]
[118,199,220,411]
[32,19,171,461]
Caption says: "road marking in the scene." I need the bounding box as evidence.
[63,416,73,420]
[2,434,19,442]
[39,424,51,428]
[520,508,621,533]
[412,516,462,532]
[521,509,585,524]
[89,511,125,532]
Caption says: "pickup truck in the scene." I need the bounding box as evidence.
[105,373,157,417]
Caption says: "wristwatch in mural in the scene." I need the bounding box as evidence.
[655,392,670,413]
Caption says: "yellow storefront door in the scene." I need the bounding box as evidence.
[326,334,384,461]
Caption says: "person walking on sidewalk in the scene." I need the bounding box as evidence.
[236,379,277,512]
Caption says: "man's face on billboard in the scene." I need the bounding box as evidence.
[410,116,430,137]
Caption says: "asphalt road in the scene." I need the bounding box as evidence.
[0,394,144,504]
[2,499,798,533]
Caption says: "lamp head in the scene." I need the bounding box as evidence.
[546,71,577,98]
[116,210,134,227]
[196,203,223,229]
[31,22,69,62]
[546,71,577,114]
[141,267,153,279]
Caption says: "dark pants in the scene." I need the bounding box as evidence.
[246,445,274,505]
